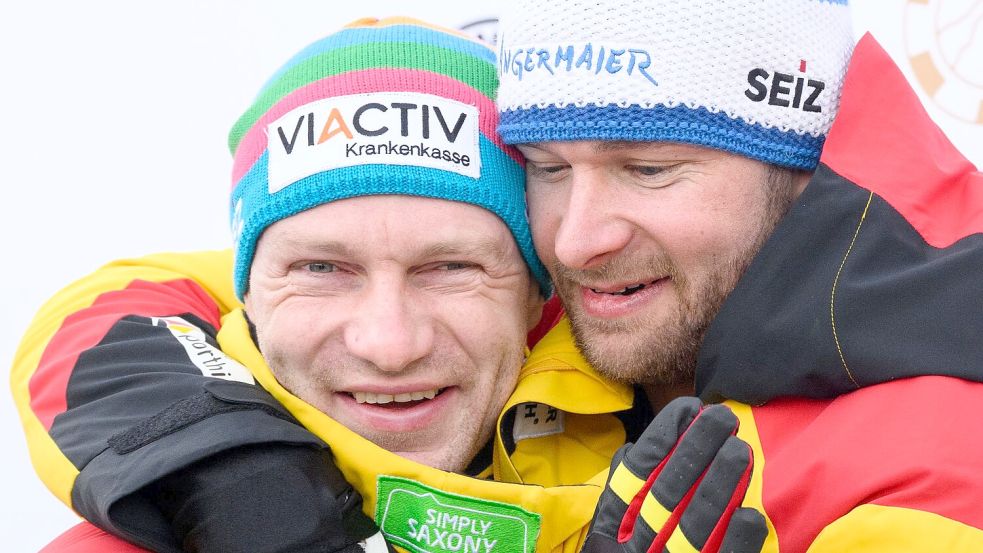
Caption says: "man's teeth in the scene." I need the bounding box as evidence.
[591,283,648,296]
[353,389,440,404]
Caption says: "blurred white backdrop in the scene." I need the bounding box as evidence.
[1,1,979,550]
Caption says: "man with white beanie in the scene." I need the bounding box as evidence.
[494,0,983,551]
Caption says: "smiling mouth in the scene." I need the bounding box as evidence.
[350,388,444,406]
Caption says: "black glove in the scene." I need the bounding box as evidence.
[583,397,768,553]
[151,443,393,553]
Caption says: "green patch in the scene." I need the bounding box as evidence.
[376,475,542,553]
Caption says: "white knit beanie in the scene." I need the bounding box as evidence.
[496,0,855,170]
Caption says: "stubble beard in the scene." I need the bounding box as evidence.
[555,168,799,389]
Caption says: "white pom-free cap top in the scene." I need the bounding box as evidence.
[496,0,855,170]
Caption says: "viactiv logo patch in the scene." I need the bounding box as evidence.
[266,92,481,194]
[376,476,541,553]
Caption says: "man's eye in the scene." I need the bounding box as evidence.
[437,262,471,271]
[527,163,569,178]
[629,165,665,177]
[306,262,336,273]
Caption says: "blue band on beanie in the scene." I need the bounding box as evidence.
[499,103,825,170]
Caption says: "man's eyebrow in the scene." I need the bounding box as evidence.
[592,141,636,153]
[277,238,361,259]
[519,143,551,153]
[421,237,512,263]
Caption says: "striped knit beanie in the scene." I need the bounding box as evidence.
[229,17,547,298]
[496,0,855,170]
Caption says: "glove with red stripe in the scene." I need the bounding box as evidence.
[583,397,767,553]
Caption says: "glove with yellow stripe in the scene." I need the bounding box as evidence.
[583,397,767,553]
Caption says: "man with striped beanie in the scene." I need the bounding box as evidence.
[494,0,983,550]
[213,16,550,552]
[227,16,547,299]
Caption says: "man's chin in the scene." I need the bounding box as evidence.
[390,447,470,473]
[567,308,698,388]
[352,428,474,473]
[396,449,444,469]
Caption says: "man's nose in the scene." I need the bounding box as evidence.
[343,278,434,373]
[552,171,634,270]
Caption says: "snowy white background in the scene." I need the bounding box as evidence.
[1,1,979,550]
